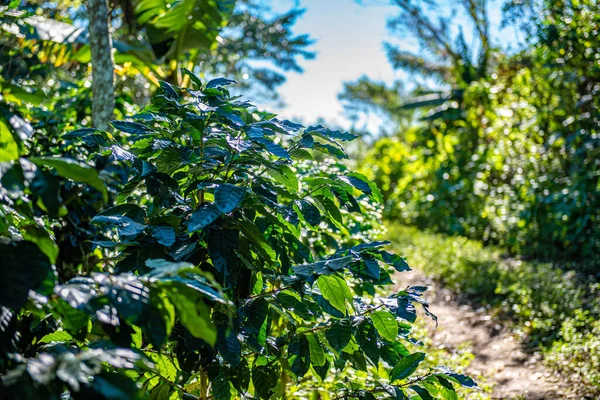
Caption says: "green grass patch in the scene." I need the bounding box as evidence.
[387,223,600,396]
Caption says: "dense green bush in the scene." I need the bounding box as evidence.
[355,0,600,264]
[0,74,476,399]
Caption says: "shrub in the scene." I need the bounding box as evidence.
[0,74,475,399]
[545,309,600,395]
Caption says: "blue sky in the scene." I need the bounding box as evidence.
[267,0,520,131]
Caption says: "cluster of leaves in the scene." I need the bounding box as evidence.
[0,73,475,399]
[350,0,599,264]
[0,0,313,140]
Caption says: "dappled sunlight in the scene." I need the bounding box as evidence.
[1,0,598,399]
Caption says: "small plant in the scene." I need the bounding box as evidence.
[0,72,475,399]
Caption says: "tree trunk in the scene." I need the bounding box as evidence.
[87,0,115,130]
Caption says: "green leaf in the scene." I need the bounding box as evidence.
[356,321,379,364]
[30,169,62,218]
[110,120,153,135]
[0,117,20,162]
[435,376,459,400]
[358,391,377,400]
[313,142,348,159]
[159,81,179,99]
[212,372,233,400]
[217,328,241,366]
[239,221,277,262]
[181,67,203,88]
[95,204,146,222]
[341,172,384,203]
[188,203,221,232]
[343,173,371,195]
[1,162,25,194]
[166,285,217,346]
[305,125,357,141]
[91,372,142,400]
[148,384,170,400]
[214,184,246,214]
[289,148,313,160]
[231,358,250,393]
[144,259,196,278]
[247,298,269,347]
[371,310,398,341]
[295,200,321,226]
[267,165,298,191]
[206,228,239,282]
[306,334,326,367]
[94,275,169,347]
[434,367,477,388]
[409,385,435,400]
[313,294,345,318]
[151,224,176,247]
[376,251,410,272]
[252,363,278,399]
[211,372,233,400]
[147,351,179,382]
[38,330,73,344]
[396,297,418,323]
[92,215,147,237]
[1,241,55,312]
[253,137,290,159]
[290,335,311,377]
[317,275,352,314]
[276,291,313,321]
[29,156,108,202]
[321,196,343,225]
[390,352,426,382]
[207,78,236,89]
[22,225,59,265]
[325,319,352,351]
[362,256,380,279]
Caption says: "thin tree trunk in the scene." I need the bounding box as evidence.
[87,0,115,130]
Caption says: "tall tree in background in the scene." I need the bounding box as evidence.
[87,0,115,130]
[341,0,492,124]
[387,0,491,87]
[349,0,600,260]
[198,0,315,102]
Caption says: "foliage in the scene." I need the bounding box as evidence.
[387,223,600,396]
[0,72,475,399]
[197,0,315,101]
[0,0,313,140]
[348,0,600,263]
[545,309,600,395]
[385,0,492,88]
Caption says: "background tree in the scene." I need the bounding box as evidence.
[348,0,599,261]
[342,0,493,127]
[87,0,115,130]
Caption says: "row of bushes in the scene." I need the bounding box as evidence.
[388,223,600,396]
[355,1,599,265]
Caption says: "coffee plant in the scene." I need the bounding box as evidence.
[0,71,475,399]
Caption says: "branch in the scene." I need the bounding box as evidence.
[391,0,460,62]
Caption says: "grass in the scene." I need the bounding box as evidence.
[408,319,493,399]
[386,223,600,397]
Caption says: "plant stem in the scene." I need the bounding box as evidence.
[199,368,208,400]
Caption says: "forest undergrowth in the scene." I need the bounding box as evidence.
[388,224,600,398]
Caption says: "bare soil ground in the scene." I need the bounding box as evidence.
[397,269,565,399]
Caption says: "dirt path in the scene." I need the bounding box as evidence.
[397,269,563,399]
